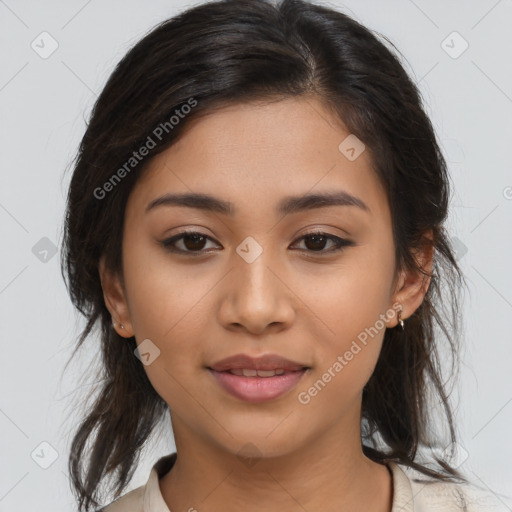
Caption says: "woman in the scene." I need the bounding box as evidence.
[61,0,508,510]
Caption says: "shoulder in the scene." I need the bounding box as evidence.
[97,485,145,512]
[96,453,177,512]
[390,462,511,511]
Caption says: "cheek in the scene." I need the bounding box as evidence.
[127,296,212,413]
[123,235,217,339]
[121,245,218,401]
[297,247,394,341]
[296,320,386,417]
[293,246,394,402]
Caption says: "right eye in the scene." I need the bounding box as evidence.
[160,230,221,255]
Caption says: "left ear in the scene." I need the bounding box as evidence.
[388,230,434,327]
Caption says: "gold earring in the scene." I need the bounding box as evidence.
[112,320,124,330]
[397,310,405,331]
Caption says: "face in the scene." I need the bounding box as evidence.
[100,96,427,461]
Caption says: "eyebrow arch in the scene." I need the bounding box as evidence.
[145,190,370,216]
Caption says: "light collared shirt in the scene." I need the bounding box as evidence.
[99,453,510,511]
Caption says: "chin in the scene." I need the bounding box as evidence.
[213,427,306,462]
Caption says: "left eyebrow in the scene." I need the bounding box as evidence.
[278,190,370,215]
[145,190,371,216]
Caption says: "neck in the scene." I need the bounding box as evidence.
[159,413,392,512]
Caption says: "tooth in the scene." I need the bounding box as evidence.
[228,368,288,377]
[256,370,277,377]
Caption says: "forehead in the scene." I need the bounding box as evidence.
[128,96,389,221]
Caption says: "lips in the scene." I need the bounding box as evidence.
[208,353,309,372]
[207,353,310,403]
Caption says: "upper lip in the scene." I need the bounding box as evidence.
[208,353,309,372]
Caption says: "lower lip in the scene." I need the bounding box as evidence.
[208,369,308,403]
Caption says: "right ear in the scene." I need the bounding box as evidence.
[98,254,134,338]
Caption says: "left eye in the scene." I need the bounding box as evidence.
[291,232,353,253]
[160,230,353,255]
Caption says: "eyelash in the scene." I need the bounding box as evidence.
[160,230,353,256]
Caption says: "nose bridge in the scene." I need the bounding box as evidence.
[221,235,294,332]
[234,238,279,306]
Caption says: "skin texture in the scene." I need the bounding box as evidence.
[99,95,432,511]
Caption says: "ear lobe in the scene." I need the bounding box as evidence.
[389,232,434,327]
[98,254,134,337]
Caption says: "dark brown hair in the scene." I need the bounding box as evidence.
[61,0,468,510]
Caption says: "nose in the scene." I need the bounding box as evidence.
[217,246,296,335]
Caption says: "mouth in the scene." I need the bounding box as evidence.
[207,367,310,403]
[218,367,305,377]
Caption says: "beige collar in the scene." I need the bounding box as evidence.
[388,461,415,511]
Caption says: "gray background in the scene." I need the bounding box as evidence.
[0,0,511,510]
